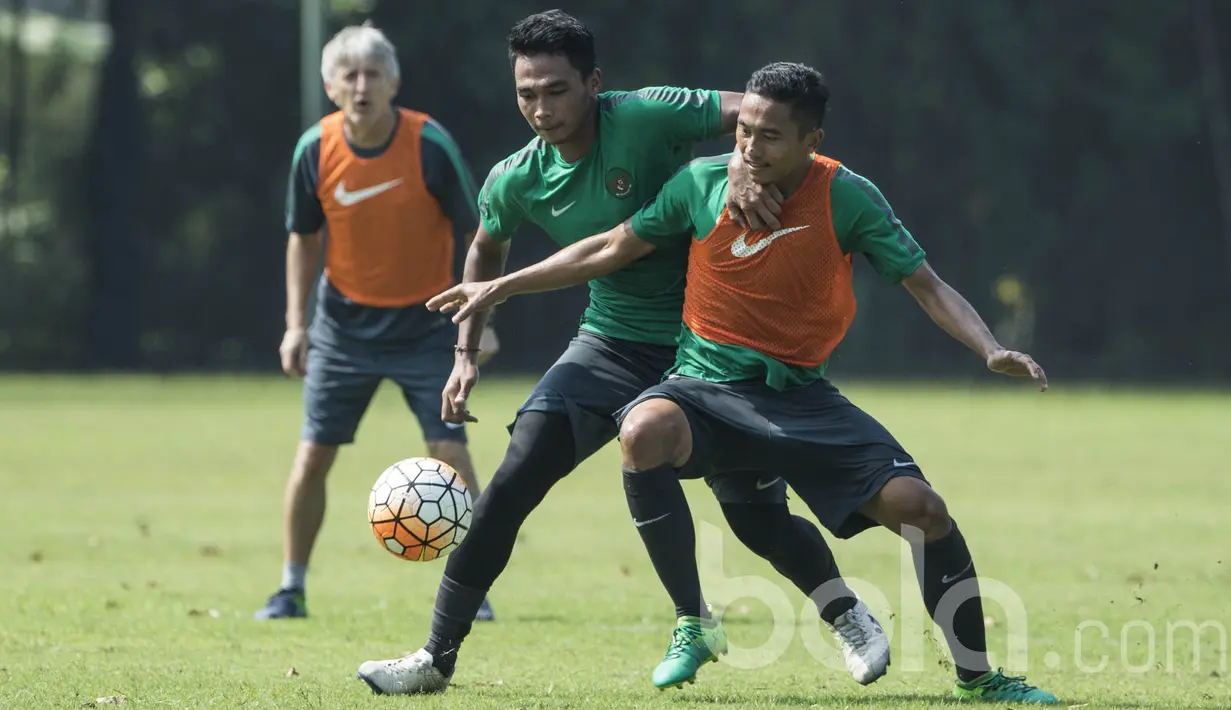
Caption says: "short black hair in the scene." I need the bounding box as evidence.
[507,10,597,78]
[745,62,830,132]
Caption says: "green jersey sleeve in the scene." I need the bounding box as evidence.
[629,164,702,247]
[831,166,926,283]
[610,86,722,143]
[476,153,531,242]
[285,124,324,235]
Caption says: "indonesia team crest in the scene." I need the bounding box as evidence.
[605,168,633,198]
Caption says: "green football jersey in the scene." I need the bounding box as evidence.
[478,87,722,346]
[631,156,928,390]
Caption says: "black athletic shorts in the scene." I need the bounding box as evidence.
[512,330,786,504]
[616,375,929,538]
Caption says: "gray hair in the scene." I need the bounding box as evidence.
[320,23,400,82]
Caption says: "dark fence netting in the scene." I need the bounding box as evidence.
[1,0,1229,381]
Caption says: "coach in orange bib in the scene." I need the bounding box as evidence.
[256,23,493,622]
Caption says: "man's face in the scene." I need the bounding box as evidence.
[735,93,821,185]
[513,53,599,145]
[325,57,399,128]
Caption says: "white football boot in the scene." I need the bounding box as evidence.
[357,648,451,695]
[829,600,891,685]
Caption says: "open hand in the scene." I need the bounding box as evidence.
[986,349,1048,392]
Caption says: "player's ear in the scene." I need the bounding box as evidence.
[588,67,602,96]
[806,127,824,153]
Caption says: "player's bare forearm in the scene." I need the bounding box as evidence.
[285,232,321,330]
[901,262,1002,359]
[457,229,508,352]
[718,91,744,134]
[496,221,655,299]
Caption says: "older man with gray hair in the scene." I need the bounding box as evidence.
[256,22,495,622]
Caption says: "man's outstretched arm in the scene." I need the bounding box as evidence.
[900,262,1048,391]
[427,221,655,323]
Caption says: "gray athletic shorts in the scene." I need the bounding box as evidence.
[513,330,785,504]
[616,375,929,538]
[301,322,464,446]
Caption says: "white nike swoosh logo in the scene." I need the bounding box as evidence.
[730,225,809,258]
[755,476,781,491]
[334,178,403,207]
[941,559,974,584]
[633,512,670,528]
[893,459,916,469]
[551,201,576,217]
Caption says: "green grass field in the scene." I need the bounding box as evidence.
[2,376,1228,709]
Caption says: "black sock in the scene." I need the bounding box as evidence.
[425,575,487,677]
[624,465,707,619]
[916,520,990,683]
[787,517,857,625]
[720,504,855,625]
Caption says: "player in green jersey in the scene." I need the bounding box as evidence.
[428,62,1059,705]
[357,12,891,696]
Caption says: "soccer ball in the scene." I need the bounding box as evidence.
[368,457,472,562]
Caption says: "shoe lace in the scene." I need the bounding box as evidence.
[664,624,705,660]
[986,669,1037,694]
[832,614,869,649]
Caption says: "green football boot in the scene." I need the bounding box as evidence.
[954,668,1058,704]
[651,614,728,689]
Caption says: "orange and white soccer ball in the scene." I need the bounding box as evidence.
[368,457,472,562]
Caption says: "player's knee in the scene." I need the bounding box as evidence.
[898,488,951,541]
[426,439,471,469]
[472,412,575,522]
[292,440,338,482]
[619,399,691,470]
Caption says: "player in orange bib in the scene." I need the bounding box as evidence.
[256,24,493,622]
[432,62,1058,704]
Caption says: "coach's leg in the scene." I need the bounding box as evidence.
[426,440,480,496]
[257,346,379,620]
[282,440,339,585]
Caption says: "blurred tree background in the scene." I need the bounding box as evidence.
[1,0,1228,381]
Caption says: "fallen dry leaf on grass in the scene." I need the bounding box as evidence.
[95,696,126,706]
[286,667,298,677]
